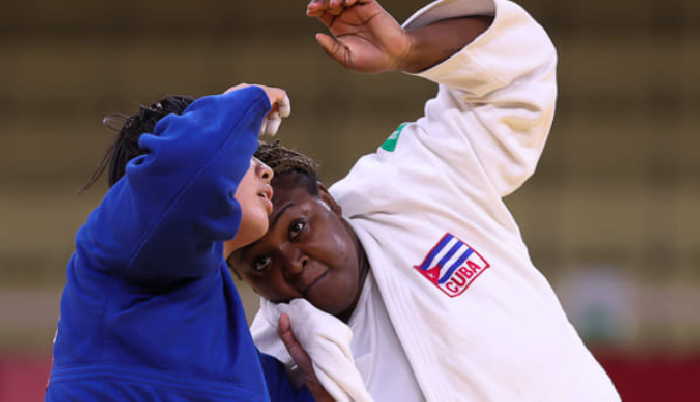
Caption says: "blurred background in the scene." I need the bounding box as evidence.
[1,0,698,400]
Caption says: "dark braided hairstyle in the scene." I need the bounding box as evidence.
[254,141,321,195]
[83,95,195,191]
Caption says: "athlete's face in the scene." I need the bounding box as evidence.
[229,173,366,320]
[223,158,274,255]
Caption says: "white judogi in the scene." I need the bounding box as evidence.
[253,0,621,400]
[348,272,423,402]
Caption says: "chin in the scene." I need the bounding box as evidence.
[308,299,348,317]
[248,219,269,244]
[308,279,357,317]
[238,209,270,247]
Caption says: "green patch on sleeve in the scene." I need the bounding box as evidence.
[381,122,409,152]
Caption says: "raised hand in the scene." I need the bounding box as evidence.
[224,84,291,136]
[306,0,413,73]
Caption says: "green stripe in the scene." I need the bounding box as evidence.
[381,122,409,152]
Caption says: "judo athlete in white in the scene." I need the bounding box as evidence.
[230,0,622,401]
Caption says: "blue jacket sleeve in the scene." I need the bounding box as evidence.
[258,353,314,402]
[75,87,270,284]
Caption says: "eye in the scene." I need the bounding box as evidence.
[253,255,272,272]
[289,219,306,241]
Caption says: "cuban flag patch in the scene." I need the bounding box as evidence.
[414,234,490,297]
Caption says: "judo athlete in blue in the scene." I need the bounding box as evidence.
[46,84,327,401]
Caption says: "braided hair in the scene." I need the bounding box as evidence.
[254,141,321,195]
[83,95,195,191]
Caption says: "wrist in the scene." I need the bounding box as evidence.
[399,30,425,73]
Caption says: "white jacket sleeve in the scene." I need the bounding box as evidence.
[403,0,558,196]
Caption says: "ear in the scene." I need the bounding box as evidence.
[317,181,342,216]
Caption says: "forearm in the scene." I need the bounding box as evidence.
[401,16,492,73]
[78,88,270,283]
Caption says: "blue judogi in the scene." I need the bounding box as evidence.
[46,87,311,402]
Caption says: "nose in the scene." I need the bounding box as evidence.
[279,243,309,279]
[254,158,274,183]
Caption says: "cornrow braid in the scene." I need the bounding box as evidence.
[255,140,321,195]
[255,140,319,180]
[83,95,195,191]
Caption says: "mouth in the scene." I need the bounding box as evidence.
[257,185,274,214]
[301,271,330,298]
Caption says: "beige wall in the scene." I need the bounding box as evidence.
[1,0,698,353]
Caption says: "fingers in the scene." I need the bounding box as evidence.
[279,311,290,333]
[315,33,348,66]
[224,84,289,108]
[265,113,280,136]
[278,94,291,118]
[223,84,290,136]
[329,0,343,15]
[307,0,363,18]
[258,117,269,137]
[262,91,290,136]
[262,87,288,112]
[278,313,335,402]
[278,314,314,374]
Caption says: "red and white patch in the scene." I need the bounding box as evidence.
[413,233,490,297]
